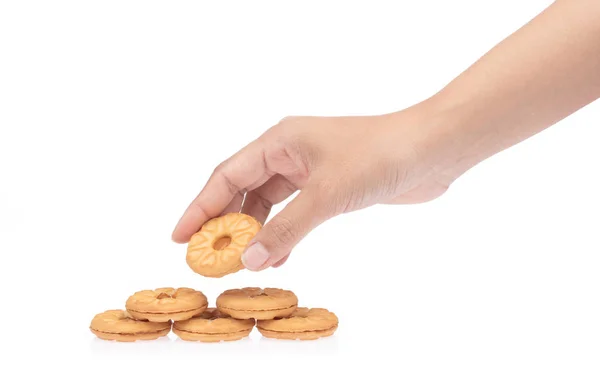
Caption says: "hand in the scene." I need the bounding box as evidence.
[173,0,600,271]
[171,105,454,270]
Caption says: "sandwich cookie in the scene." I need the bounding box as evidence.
[186,213,261,278]
[125,287,208,322]
[90,309,171,342]
[173,308,255,342]
[257,308,338,340]
[216,287,297,320]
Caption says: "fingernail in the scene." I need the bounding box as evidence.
[241,241,270,270]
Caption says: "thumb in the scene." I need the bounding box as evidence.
[241,188,332,271]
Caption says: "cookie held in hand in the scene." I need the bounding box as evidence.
[90,310,171,342]
[216,287,298,320]
[186,213,261,278]
[125,287,208,322]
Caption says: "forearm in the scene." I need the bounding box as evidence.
[420,0,600,178]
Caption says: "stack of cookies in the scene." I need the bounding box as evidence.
[90,212,338,343]
[214,287,337,340]
[90,287,338,342]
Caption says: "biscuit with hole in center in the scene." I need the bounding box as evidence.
[90,309,171,342]
[186,213,261,278]
[125,287,208,322]
[216,287,298,320]
[257,307,338,340]
[173,307,255,342]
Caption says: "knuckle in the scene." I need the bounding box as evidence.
[212,161,227,176]
[213,162,241,196]
[268,216,297,247]
[190,201,210,217]
[224,177,241,196]
[276,116,304,137]
[278,115,298,125]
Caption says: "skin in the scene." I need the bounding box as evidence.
[172,0,600,270]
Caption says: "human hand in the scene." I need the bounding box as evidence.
[173,0,600,272]
[172,105,455,271]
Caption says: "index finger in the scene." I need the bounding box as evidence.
[171,140,270,243]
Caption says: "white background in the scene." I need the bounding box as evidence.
[1,0,599,390]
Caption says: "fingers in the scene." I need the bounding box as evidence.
[171,140,270,243]
[271,254,290,268]
[241,175,298,224]
[221,191,245,215]
[241,187,333,271]
[240,175,297,270]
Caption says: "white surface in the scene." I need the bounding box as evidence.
[1,1,599,390]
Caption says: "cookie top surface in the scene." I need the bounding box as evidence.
[125,287,208,313]
[186,213,261,278]
[257,308,338,332]
[90,310,172,334]
[216,287,298,311]
[173,308,255,334]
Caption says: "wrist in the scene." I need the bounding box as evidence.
[404,96,500,184]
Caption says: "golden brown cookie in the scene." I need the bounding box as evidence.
[173,307,255,342]
[256,308,338,340]
[186,213,261,278]
[90,310,171,342]
[125,287,208,322]
[216,287,298,320]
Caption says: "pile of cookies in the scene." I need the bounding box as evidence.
[90,212,338,343]
[90,287,338,342]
